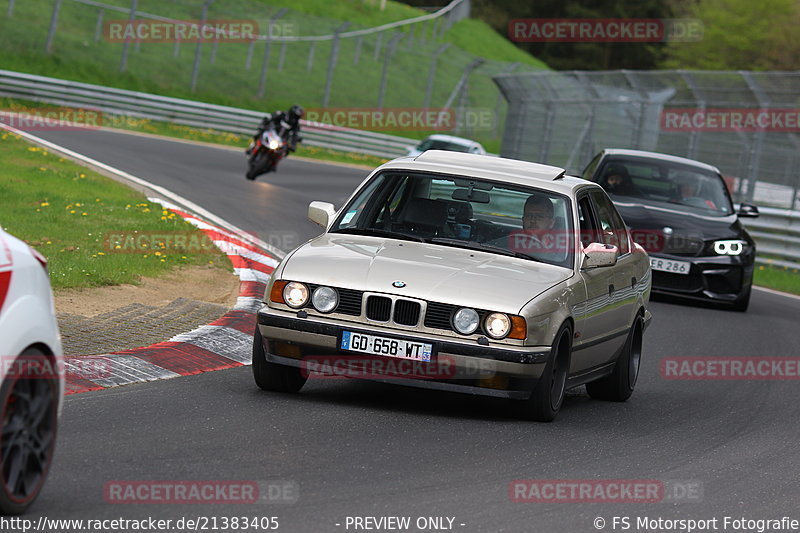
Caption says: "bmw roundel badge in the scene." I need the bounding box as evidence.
[392,280,406,288]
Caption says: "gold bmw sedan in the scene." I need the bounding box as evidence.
[253,150,652,421]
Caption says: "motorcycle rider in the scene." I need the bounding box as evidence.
[247,104,304,155]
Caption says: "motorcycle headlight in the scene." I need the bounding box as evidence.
[713,239,748,256]
[453,308,480,335]
[283,282,309,308]
[484,312,512,339]
[311,286,338,313]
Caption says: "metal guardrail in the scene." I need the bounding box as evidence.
[0,69,415,159]
[742,207,800,270]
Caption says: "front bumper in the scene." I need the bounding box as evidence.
[650,253,754,304]
[257,305,552,399]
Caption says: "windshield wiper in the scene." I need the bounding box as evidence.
[330,227,427,243]
[428,238,538,261]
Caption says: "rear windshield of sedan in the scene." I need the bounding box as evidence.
[331,171,575,269]
[416,139,471,152]
[595,157,734,216]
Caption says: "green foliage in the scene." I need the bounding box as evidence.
[0,132,230,289]
[661,0,800,70]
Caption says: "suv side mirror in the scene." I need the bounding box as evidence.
[737,203,759,218]
[582,242,619,269]
[308,201,336,228]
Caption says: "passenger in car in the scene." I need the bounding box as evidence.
[522,195,555,231]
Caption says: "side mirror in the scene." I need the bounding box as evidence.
[737,202,759,218]
[582,242,619,269]
[308,201,336,228]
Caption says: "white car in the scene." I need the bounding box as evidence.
[0,227,63,514]
[407,134,486,157]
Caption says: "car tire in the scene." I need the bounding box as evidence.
[252,327,307,393]
[0,348,59,515]
[586,315,643,402]
[517,323,571,422]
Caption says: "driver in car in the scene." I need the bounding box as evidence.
[512,195,567,259]
[522,195,555,231]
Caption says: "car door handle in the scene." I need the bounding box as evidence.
[608,284,615,295]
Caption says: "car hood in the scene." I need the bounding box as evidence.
[280,234,572,313]
[614,201,745,242]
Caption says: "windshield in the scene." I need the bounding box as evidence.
[331,171,575,268]
[595,157,734,216]
[416,139,470,152]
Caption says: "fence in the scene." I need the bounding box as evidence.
[494,69,800,268]
[1,0,541,141]
[0,69,414,158]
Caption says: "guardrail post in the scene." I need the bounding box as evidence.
[306,42,315,72]
[245,40,255,69]
[118,0,139,72]
[373,32,383,61]
[377,33,403,110]
[7,0,14,17]
[322,22,351,107]
[257,8,288,99]
[44,0,63,54]
[210,38,219,64]
[277,42,287,72]
[423,43,449,109]
[94,8,104,42]
[190,0,213,92]
[493,62,518,137]
[173,38,180,57]
[353,36,362,65]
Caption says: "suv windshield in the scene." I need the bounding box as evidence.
[330,171,575,269]
[595,157,734,216]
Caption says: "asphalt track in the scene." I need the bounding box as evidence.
[19,129,800,532]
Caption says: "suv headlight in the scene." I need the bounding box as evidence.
[312,286,338,313]
[713,239,748,255]
[484,312,512,339]
[283,282,309,308]
[453,308,480,335]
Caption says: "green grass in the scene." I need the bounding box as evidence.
[0,130,231,289]
[0,0,546,148]
[754,263,800,295]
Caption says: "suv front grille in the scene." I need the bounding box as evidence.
[394,300,421,326]
[365,295,392,321]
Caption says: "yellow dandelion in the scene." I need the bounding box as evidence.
[40,202,49,207]
[114,245,121,249]
[39,167,47,171]
[69,210,76,214]
[143,254,149,258]
[98,252,105,256]
[160,259,166,262]
[81,212,87,216]
[79,173,85,178]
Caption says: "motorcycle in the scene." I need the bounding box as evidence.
[245,126,288,180]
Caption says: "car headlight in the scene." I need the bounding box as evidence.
[283,282,309,308]
[311,286,338,313]
[484,312,511,339]
[713,239,748,255]
[453,308,480,335]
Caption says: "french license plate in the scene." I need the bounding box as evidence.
[340,331,432,362]
[650,257,691,275]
